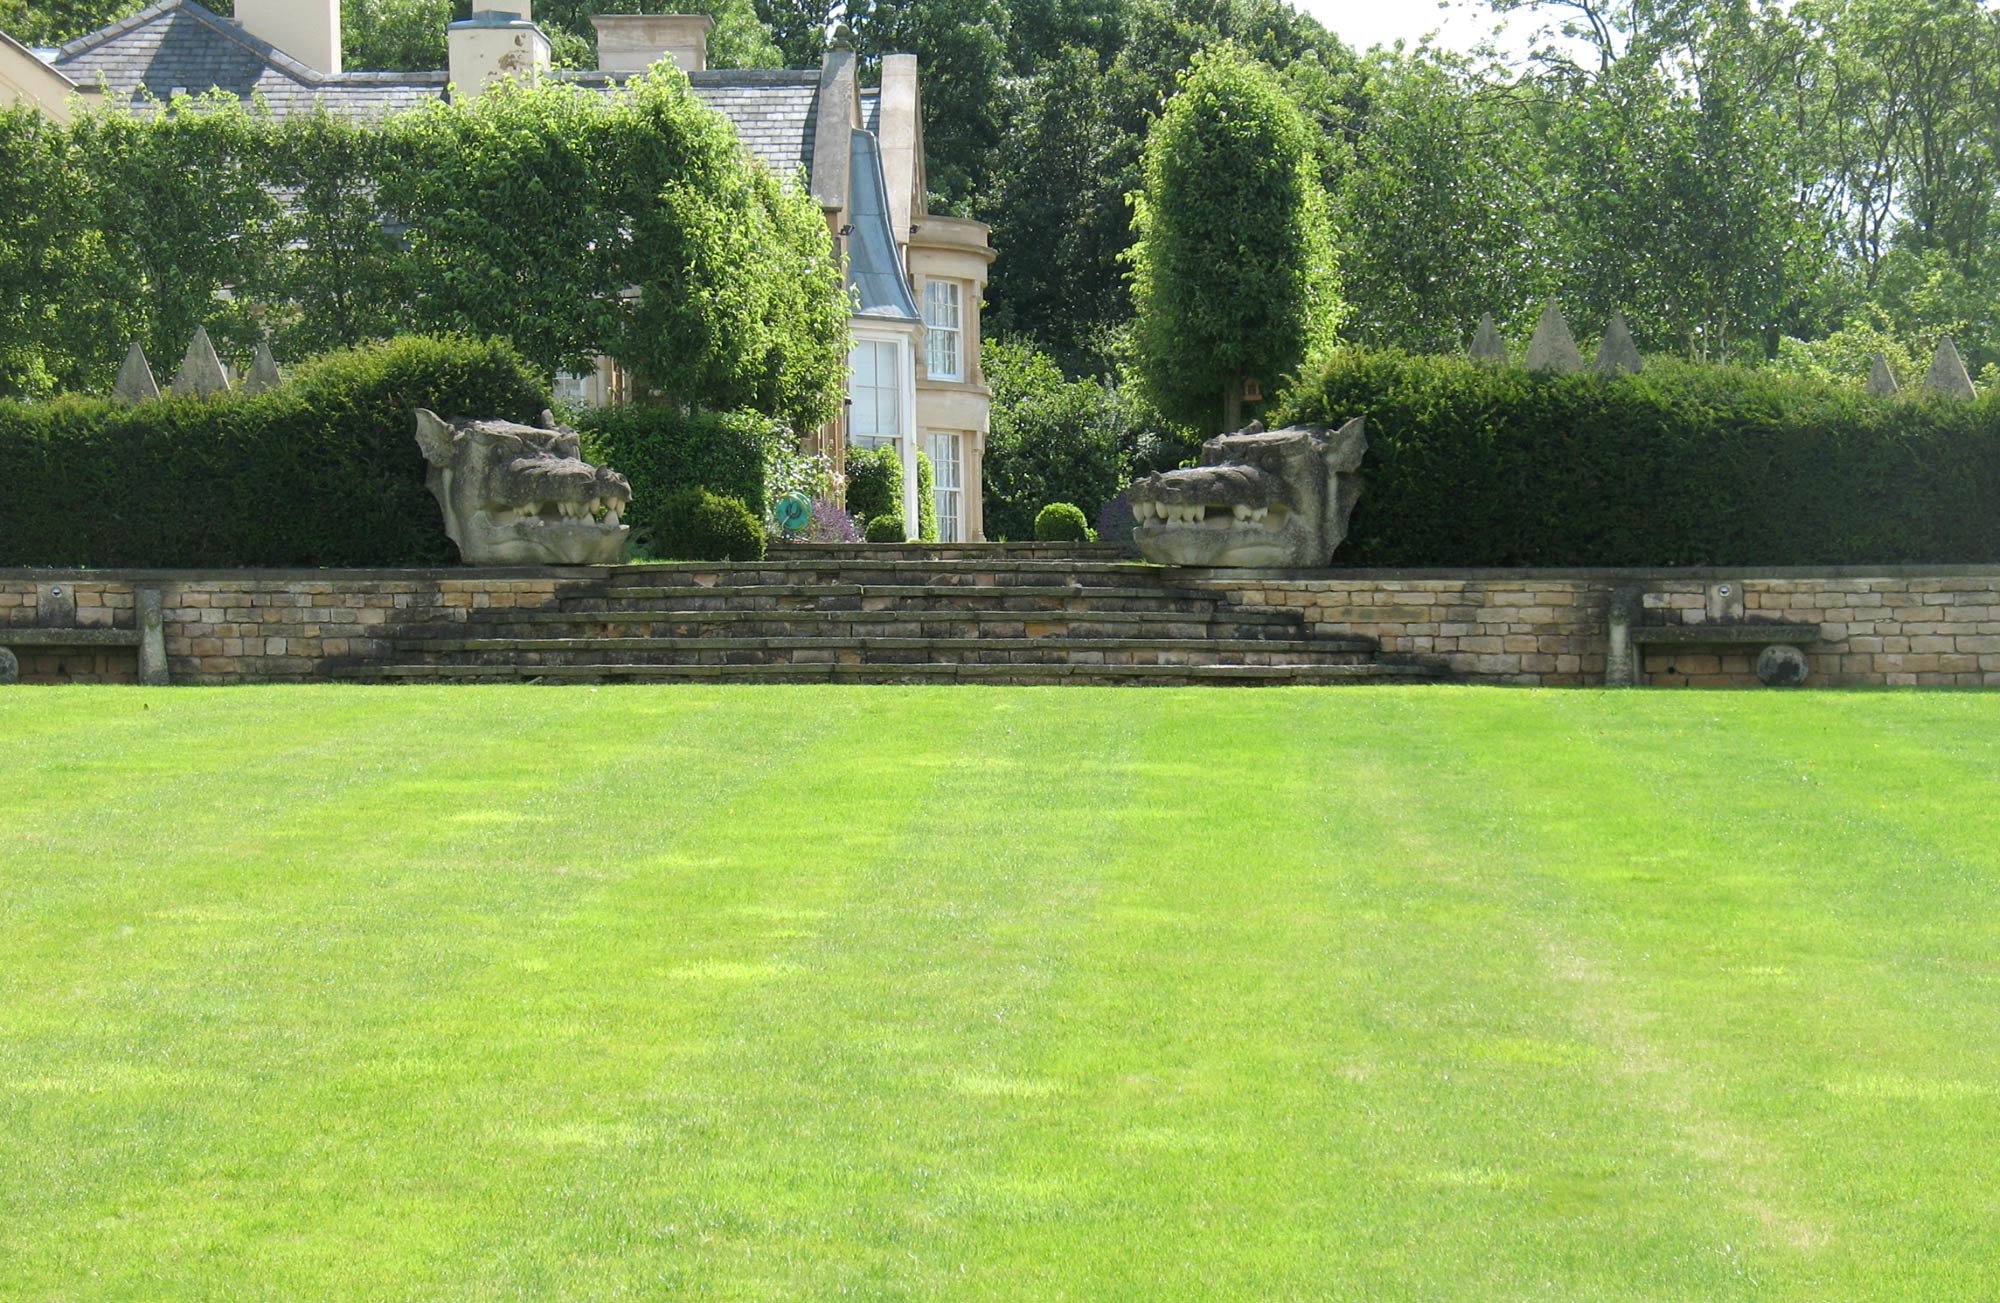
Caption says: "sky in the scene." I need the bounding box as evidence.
[1290,0,1544,59]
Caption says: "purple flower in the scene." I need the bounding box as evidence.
[808,496,860,543]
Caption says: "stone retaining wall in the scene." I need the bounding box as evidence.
[1196,567,2000,687]
[0,571,567,685]
[6,565,2000,687]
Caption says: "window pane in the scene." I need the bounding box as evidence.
[924,282,962,381]
[927,432,962,542]
[924,280,960,329]
[850,340,902,438]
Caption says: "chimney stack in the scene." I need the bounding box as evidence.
[449,5,553,95]
[234,0,341,74]
[592,14,716,73]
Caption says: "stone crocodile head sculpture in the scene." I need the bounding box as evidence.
[1126,418,1366,568]
[415,408,632,565]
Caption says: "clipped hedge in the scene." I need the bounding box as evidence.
[845,445,902,525]
[865,513,906,543]
[575,406,776,549]
[915,450,938,543]
[1278,350,2000,567]
[0,335,548,569]
[648,488,766,561]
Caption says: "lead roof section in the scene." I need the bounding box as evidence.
[846,129,920,321]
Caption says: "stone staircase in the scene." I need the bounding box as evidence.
[335,547,1447,685]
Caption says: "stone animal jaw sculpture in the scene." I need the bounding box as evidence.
[415,409,633,565]
[1127,418,1366,567]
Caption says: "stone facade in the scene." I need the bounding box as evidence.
[8,566,2000,687]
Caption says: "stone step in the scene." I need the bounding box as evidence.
[439,608,1321,642]
[603,559,1169,589]
[335,659,1441,686]
[578,584,1227,613]
[385,635,1382,668]
[772,542,1130,562]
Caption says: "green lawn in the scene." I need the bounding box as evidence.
[3,686,1997,1301]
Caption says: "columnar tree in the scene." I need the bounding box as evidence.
[1128,43,1338,431]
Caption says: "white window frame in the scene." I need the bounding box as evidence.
[927,431,964,543]
[848,330,921,534]
[848,336,905,450]
[923,279,963,382]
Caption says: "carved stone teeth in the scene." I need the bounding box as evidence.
[605,505,622,527]
[1234,504,1251,521]
[1189,505,1204,523]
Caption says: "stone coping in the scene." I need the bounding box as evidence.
[1185,563,2000,583]
[9,562,2000,584]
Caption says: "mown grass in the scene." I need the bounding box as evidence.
[2,686,1996,1301]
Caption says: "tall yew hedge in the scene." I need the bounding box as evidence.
[0,336,548,569]
[1279,350,2000,567]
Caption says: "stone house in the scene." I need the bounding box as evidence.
[6,0,993,540]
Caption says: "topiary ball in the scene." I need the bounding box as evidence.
[864,513,907,543]
[651,488,767,561]
[1034,502,1091,542]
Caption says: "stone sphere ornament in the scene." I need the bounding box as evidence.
[0,646,17,685]
[1756,643,1810,687]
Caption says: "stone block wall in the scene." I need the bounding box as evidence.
[1,571,570,685]
[1195,568,2000,687]
[1204,575,1606,684]
[6,565,2000,687]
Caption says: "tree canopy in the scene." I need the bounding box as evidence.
[0,69,848,429]
[7,0,2000,403]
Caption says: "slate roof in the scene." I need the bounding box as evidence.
[684,71,820,185]
[50,1,824,179]
[53,2,436,118]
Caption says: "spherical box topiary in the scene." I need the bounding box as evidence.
[1034,502,1091,542]
[864,513,907,543]
[650,488,767,561]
